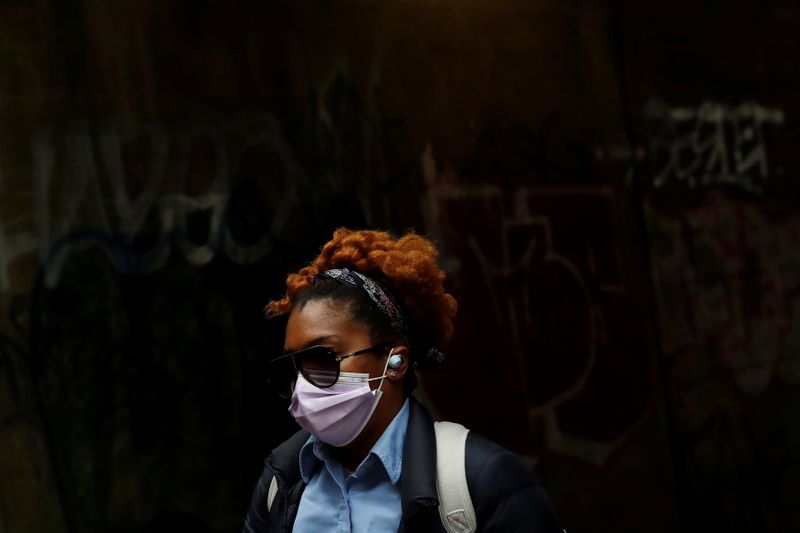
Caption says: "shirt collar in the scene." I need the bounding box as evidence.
[298,398,410,485]
[298,435,319,484]
[368,398,409,484]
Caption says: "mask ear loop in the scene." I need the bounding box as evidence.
[365,347,396,392]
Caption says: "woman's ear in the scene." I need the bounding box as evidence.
[387,345,410,382]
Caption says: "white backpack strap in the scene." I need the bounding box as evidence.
[266,475,278,512]
[434,421,477,533]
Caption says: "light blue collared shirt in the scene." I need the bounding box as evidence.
[293,399,410,533]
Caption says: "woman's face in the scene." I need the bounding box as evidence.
[284,295,410,458]
[284,297,389,384]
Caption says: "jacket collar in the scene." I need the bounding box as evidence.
[267,428,310,484]
[398,397,441,531]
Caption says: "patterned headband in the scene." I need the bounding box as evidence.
[314,268,445,370]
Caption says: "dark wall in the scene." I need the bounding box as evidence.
[1,1,798,532]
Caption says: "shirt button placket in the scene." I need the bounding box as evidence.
[337,489,350,533]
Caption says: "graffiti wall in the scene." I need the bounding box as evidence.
[1,1,800,532]
[628,1,800,529]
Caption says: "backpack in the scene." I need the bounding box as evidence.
[265,421,476,533]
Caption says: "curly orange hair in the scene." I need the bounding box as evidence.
[266,228,458,348]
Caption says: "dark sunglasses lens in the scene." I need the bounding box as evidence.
[296,346,339,387]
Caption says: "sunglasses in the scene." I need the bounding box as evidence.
[272,343,392,389]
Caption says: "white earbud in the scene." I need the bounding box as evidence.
[387,353,403,369]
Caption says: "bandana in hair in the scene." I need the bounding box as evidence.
[314,267,445,370]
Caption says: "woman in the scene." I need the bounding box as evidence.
[244,228,562,532]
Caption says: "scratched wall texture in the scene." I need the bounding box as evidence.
[620,1,800,531]
[1,1,799,532]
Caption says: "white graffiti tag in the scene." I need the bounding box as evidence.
[643,100,785,193]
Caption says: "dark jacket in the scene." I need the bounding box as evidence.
[243,399,562,532]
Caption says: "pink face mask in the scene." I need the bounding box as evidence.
[288,351,393,447]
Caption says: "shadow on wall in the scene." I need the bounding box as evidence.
[126,511,214,533]
[0,71,415,532]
